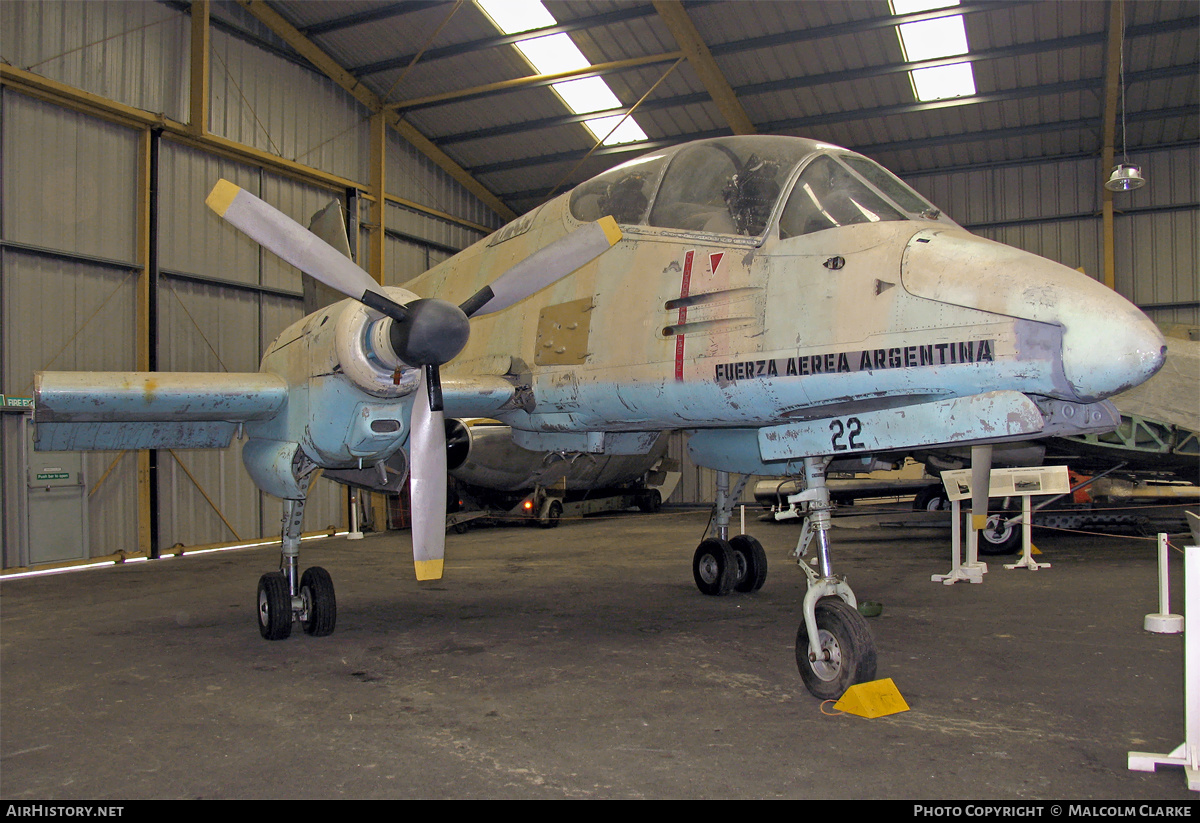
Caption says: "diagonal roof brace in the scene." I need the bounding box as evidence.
[652,0,756,135]
[237,0,516,221]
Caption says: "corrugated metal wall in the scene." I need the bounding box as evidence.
[208,27,369,184]
[0,1,497,566]
[2,92,143,557]
[155,154,347,546]
[2,1,1194,531]
[909,145,1199,333]
[1,0,189,122]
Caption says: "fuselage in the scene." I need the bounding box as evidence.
[412,137,1164,433]
[252,135,1165,476]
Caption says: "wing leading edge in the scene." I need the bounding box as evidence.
[33,371,287,451]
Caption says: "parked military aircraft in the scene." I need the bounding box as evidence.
[33,135,1166,699]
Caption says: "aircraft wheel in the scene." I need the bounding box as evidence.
[978,514,1021,555]
[299,566,337,637]
[730,534,768,593]
[692,538,738,596]
[913,486,949,511]
[538,499,562,529]
[638,489,662,513]
[257,572,292,641]
[795,597,877,700]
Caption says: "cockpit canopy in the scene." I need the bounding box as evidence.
[569,136,951,239]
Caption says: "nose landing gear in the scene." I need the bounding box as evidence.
[795,596,877,700]
[789,457,877,698]
[689,462,878,699]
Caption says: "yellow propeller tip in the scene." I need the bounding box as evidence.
[414,558,444,581]
[597,215,622,246]
[205,179,241,217]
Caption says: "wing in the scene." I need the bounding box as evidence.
[33,371,287,450]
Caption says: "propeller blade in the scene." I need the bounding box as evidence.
[969,445,993,530]
[206,179,392,308]
[969,444,993,564]
[460,216,621,317]
[410,370,447,581]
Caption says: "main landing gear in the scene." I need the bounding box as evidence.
[257,495,337,640]
[691,473,768,595]
[692,461,877,700]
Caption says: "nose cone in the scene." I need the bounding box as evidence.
[902,230,1166,402]
[1059,289,1165,401]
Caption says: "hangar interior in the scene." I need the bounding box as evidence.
[0,0,1196,565]
[1,0,1199,803]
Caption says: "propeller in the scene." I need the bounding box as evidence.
[206,180,621,580]
[409,374,447,581]
[969,444,993,566]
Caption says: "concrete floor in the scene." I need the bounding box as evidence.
[0,507,1193,800]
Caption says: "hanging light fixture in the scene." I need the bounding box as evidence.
[1105,3,1146,192]
[1106,162,1145,191]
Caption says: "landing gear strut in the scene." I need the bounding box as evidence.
[789,457,876,698]
[257,490,337,640]
[691,471,768,596]
[689,460,878,699]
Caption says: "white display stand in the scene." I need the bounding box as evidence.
[1003,494,1048,572]
[931,496,987,585]
[1128,537,1199,792]
[1145,532,1184,634]
[932,465,1070,585]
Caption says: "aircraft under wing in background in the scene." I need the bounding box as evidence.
[34,136,1166,699]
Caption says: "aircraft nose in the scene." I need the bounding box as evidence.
[1058,288,1166,401]
[901,229,1166,402]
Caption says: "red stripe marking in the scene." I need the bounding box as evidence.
[674,250,694,381]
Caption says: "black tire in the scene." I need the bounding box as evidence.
[795,597,877,700]
[257,572,292,641]
[978,513,1022,555]
[692,538,738,596]
[913,485,948,511]
[730,534,768,593]
[299,566,337,637]
[539,499,562,529]
[638,489,662,513]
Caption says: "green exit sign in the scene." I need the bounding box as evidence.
[36,472,70,481]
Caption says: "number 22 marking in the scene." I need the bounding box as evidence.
[829,417,864,451]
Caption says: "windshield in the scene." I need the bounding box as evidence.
[570,137,808,237]
[781,155,915,239]
[569,138,950,239]
[569,153,668,226]
[838,154,939,216]
[648,139,798,236]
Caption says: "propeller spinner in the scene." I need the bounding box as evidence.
[206,180,620,581]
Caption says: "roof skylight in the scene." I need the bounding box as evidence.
[890,0,977,101]
[478,0,648,145]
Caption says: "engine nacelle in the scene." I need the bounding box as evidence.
[333,286,423,398]
[252,289,426,469]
